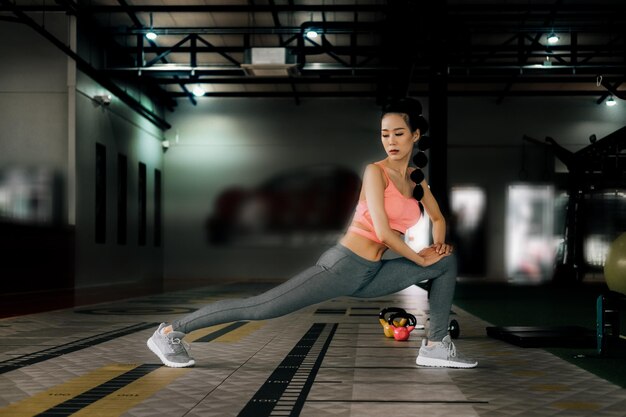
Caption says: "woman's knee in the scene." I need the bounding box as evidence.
[438,252,458,273]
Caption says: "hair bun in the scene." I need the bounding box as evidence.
[417,135,432,151]
[412,151,428,168]
[410,169,425,184]
[381,97,429,134]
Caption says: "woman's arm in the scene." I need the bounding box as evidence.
[419,179,453,255]
[363,164,445,266]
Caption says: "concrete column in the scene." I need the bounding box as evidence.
[427,2,450,219]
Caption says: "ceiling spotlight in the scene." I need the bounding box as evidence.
[146,12,157,40]
[606,96,617,107]
[306,29,318,39]
[192,86,205,97]
[547,32,560,44]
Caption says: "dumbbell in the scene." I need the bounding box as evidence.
[415,319,461,339]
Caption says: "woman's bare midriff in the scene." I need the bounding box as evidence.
[338,220,403,262]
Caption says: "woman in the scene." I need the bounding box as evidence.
[148,98,477,369]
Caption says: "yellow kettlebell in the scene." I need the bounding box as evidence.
[379,307,408,338]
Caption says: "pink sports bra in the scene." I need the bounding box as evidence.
[348,162,422,244]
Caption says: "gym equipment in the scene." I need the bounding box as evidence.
[388,312,417,341]
[523,127,626,283]
[596,291,626,355]
[449,319,460,339]
[415,319,461,339]
[486,326,595,348]
[599,232,626,354]
[379,307,461,340]
[605,233,626,295]
[378,307,408,338]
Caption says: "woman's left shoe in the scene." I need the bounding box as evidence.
[415,335,478,368]
[147,323,195,368]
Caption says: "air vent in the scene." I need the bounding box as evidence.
[241,47,298,77]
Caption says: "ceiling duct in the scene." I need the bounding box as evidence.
[241,47,298,77]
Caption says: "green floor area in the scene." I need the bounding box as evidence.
[455,281,626,388]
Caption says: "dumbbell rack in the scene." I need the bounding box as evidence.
[596,291,626,355]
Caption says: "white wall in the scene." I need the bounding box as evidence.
[0,16,68,199]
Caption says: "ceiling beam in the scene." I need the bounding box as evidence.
[116,0,198,105]
[497,0,564,104]
[165,89,616,98]
[78,4,626,14]
[120,75,620,85]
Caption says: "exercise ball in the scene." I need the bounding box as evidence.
[604,233,626,295]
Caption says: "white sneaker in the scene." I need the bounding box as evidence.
[416,335,477,368]
[147,323,195,368]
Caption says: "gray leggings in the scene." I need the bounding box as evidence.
[173,243,457,341]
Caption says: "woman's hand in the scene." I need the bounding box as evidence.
[416,246,449,267]
[430,242,453,255]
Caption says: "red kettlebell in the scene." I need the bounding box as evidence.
[388,312,417,341]
[379,307,408,338]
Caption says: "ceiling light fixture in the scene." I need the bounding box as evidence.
[146,12,157,40]
[606,96,617,107]
[306,29,318,39]
[547,32,559,44]
[192,85,205,97]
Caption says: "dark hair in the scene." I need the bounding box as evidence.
[381,97,429,134]
[382,97,431,201]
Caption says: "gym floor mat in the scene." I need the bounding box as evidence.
[486,326,596,348]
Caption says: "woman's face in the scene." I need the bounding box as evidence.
[381,113,419,161]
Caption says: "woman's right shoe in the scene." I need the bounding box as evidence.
[147,323,195,368]
[416,335,478,368]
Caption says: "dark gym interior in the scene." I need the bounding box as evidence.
[1,1,626,416]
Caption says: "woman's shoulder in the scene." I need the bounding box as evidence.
[363,162,388,186]
[368,160,385,167]
[364,161,385,174]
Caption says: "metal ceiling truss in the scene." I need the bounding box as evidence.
[105,28,625,79]
[6,3,626,14]
[98,7,626,101]
[2,1,625,116]
[116,0,198,106]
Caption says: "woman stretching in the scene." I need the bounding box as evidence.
[148,98,477,369]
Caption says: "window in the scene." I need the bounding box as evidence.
[117,154,127,245]
[138,162,146,246]
[154,169,161,247]
[95,143,106,244]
